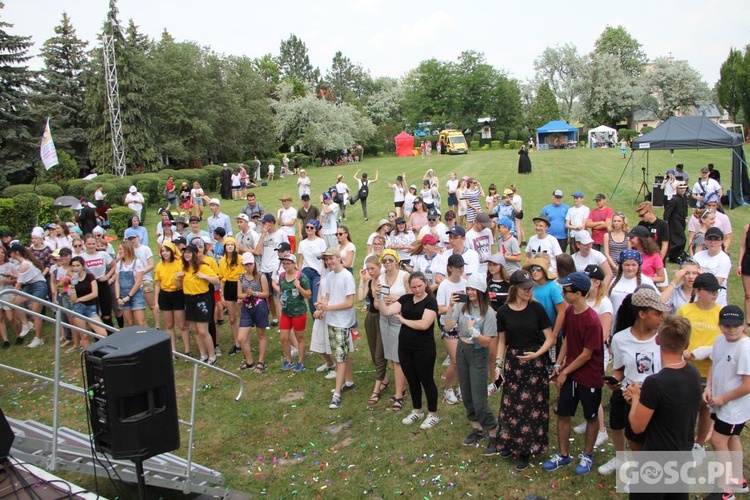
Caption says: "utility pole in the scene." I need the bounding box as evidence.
[102,28,126,177]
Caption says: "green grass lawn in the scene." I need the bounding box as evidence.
[1,146,748,498]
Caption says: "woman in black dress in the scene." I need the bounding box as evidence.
[517,145,532,174]
[495,270,556,469]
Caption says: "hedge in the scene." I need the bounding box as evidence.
[1,184,64,199]
[108,206,136,237]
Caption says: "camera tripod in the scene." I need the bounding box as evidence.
[636,167,651,201]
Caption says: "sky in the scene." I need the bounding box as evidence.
[4,0,749,87]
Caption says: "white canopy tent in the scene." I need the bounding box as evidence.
[588,125,618,148]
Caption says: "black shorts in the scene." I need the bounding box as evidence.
[607,387,647,442]
[394,201,404,208]
[184,291,212,323]
[223,280,238,301]
[556,378,602,421]
[158,289,185,311]
[711,414,746,436]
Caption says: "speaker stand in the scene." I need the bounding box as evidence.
[637,167,651,201]
[134,459,148,499]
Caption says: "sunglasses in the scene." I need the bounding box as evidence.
[637,213,646,218]
[382,258,396,263]
[337,232,347,236]
[305,225,316,230]
[388,215,396,218]
[530,266,543,272]
[73,244,82,248]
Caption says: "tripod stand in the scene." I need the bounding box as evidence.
[636,167,651,201]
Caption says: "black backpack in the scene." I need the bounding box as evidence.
[358,180,369,200]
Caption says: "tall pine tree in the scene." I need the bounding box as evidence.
[0,2,36,188]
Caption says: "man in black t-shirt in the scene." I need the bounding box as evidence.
[636,201,669,261]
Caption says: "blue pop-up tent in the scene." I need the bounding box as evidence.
[536,121,579,150]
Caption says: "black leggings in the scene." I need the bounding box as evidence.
[398,344,438,412]
[96,280,112,322]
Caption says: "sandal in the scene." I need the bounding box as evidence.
[240,361,256,371]
[391,397,404,412]
[368,392,380,405]
[253,362,266,374]
[379,380,390,393]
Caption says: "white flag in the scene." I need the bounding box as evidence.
[40,118,59,170]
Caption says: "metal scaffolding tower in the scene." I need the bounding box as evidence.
[102,32,126,177]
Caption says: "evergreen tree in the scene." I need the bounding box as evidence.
[528,83,559,130]
[716,48,746,123]
[34,12,88,167]
[0,2,36,189]
[278,34,320,87]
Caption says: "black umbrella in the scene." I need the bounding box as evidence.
[53,196,80,208]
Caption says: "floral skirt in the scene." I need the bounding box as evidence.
[497,347,550,456]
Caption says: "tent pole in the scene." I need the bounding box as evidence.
[611,151,636,202]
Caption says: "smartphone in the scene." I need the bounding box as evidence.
[380,285,391,296]
[602,375,620,385]
[455,293,468,303]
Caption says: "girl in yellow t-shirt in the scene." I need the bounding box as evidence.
[219,237,243,355]
[154,241,188,355]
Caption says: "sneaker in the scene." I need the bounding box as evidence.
[482,437,500,456]
[515,454,531,470]
[27,337,44,348]
[443,388,459,405]
[329,394,341,409]
[291,347,299,357]
[442,355,451,366]
[208,357,218,366]
[595,430,608,447]
[463,428,484,446]
[573,421,587,435]
[731,478,748,494]
[542,453,571,471]
[487,382,499,397]
[271,319,279,327]
[420,415,439,430]
[598,457,621,475]
[401,410,424,425]
[19,322,33,338]
[227,345,240,356]
[2,341,9,349]
[324,369,337,380]
[214,345,222,356]
[574,453,594,475]
[282,360,294,371]
[342,382,355,392]
[500,449,513,459]
[294,362,304,373]
[692,443,706,466]
[455,388,462,401]
[316,362,334,372]
[200,355,208,363]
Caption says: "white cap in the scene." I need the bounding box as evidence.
[209,198,221,206]
[236,214,249,221]
[92,226,105,235]
[223,163,228,167]
[129,185,137,193]
[575,231,594,245]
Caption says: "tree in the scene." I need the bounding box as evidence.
[34,12,89,166]
[278,34,320,87]
[594,25,647,77]
[574,53,645,127]
[253,53,280,94]
[527,82,559,130]
[716,48,746,123]
[533,43,583,121]
[365,77,404,125]
[325,51,371,104]
[0,2,36,189]
[272,83,376,160]
[402,58,459,128]
[643,57,711,120]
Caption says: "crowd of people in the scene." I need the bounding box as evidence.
[1,160,749,495]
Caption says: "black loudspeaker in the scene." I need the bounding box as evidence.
[85,327,179,460]
[0,406,15,461]
[651,185,665,208]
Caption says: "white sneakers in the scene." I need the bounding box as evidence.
[19,322,34,338]
[598,457,620,475]
[402,410,424,425]
[316,362,333,373]
[595,430,609,447]
[692,443,706,466]
[573,421,587,434]
[443,388,459,405]
[442,355,451,367]
[324,369,337,379]
[27,337,44,348]
[419,415,439,430]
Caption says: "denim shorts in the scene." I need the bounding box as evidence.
[22,280,48,301]
[72,302,100,318]
[119,289,146,310]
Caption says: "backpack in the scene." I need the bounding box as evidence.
[358,180,369,200]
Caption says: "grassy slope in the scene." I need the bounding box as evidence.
[0,147,748,498]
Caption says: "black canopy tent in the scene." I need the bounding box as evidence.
[630,116,749,208]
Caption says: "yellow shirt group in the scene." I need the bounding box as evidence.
[676,302,722,377]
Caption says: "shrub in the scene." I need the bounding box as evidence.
[481,144,490,151]
[0,199,13,227]
[12,193,42,239]
[640,126,654,134]
[83,182,117,202]
[108,206,135,237]
[495,131,506,145]
[490,141,501,150]
[470,141,480,150]
[38,196,57,226]
[471,133,480,142]
[65,179,90,199]
[1,184,36,198]
[503,144,512,149]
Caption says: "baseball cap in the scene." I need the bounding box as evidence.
[261,214,276,224]
[583,264,605,281]
[447,253,465,268]
[395,217,406,225]
[475,213,491,226]
[719,305,745,326]
[162,220,172,227]
[572,191,584,198]
[444,210,456,220]
[594,193,606,201]
[276,242,292,252]
[423,179,430,185]
[705,227,724,240]
[421,234,439,246]
[189,215,201,223]
[124,228,139,239]
[427,210,440,220]
[174,236,187,246]
[701,167,709,173]
[446,226,466,237]
[553,189,563,198]
[693,273,725,291]
[574,231,594,245]
[466,273,487,293]
[503,188,514,196]
[666,169,676,175]
[322,192,332,201]
[322,247,340,258]
[558,271,591,295]
[626,226,651,239]
[279,255,296,264]
[630,287,671,312]
[409,184,417,190]
[58,247,72,256]
[236,214,250,222]
[209,198,221,206]
[496,216,514,229]
[241,252,255,264]
[486,253,504,265]
[509,270,535,288]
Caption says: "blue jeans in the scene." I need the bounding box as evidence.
[301,267,320,315]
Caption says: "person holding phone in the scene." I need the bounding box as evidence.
[436,254,468,405]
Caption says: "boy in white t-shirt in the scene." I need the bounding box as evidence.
[704,305,750,495]
[565,191,590,253]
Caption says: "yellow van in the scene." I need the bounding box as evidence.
[438,129,469,154]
